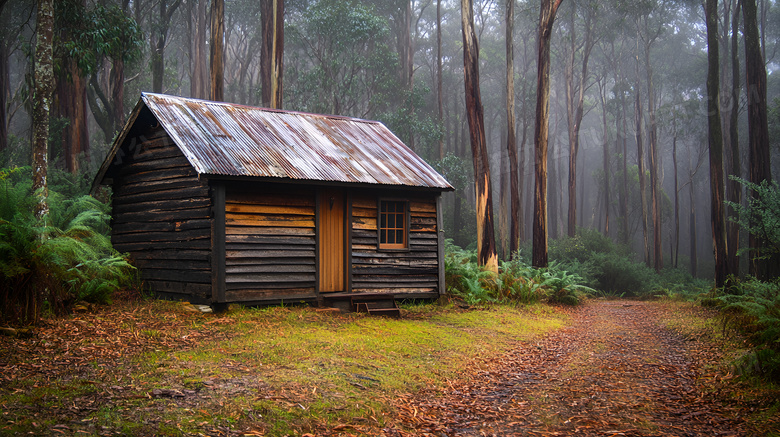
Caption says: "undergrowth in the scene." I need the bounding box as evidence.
[0,167,136,325]
[705,277,780,381]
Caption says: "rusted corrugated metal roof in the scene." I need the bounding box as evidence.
[138,93,452,190]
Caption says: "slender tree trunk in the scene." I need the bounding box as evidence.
[565,5,593,238]
[673,118,680,268]
[261,0,284,109]
[0,38,6,153]
[191,0,208,99]
[689,182,698,277]
[33,0,54,220]
[437,0,444,159]
[151,0,182,94]
[706,0,729,288]
[506,0,520,257]
[599,79,610,236]
[110,57,124,134]
[743,0,773,279]
[461,0,498,273]
[634,36,650,266]
[210,0,224,101]
[533,0,563,268]
[55,58,88,174]
[621,96,630,245]
[645,43,662,272]
[726,0,741,276]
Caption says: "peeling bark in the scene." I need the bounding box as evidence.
[461,0,498,273]
[261,0,284,109]
[33,0,54,220]
[210,0,224,101]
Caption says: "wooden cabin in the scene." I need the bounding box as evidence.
[91,93,453,307]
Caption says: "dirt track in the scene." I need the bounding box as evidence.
[392,301,745,436]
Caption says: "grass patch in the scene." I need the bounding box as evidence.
[1,300,567,436]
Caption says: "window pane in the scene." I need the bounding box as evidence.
[388,230,395,244]
[381,213,386,228]
[380,229,386,243]
[396,230,403,244]
[388,214,395,228]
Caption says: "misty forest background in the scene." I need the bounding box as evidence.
[1,0,780,289]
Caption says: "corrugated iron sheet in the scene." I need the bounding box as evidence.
[141,93,452,190]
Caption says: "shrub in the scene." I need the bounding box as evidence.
[0,167,136,325]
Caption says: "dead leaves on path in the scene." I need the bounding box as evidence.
[390,301,751,436]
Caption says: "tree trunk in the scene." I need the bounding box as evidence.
[689,181,698,278]
[261,0,284,109]
[621,95,630,245]
[533,0,563,268]
[634,36,650,266]
[673,117,680,269]
[55,58,89,174]
[33,0,54,220]
[506,0,520,257]
[110,57,124,134]
[210,0,224,101]
[743,0,774,279]
[437,0,444,159]
[0,36,8,153]
[726,0,741,276]
[461,0,498,273]
[599,79,610,237]
[191,0,208,99]
[565,4,593,238]
[151,0,181,94]
[705,0,729,288]
[645,42,662,272]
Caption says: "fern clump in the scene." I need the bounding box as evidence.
[714,278,780,381]
[0,167,136,325]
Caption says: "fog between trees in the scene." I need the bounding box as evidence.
[3,0,779,281]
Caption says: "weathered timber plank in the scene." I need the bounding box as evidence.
[226,192,314,206]
[351,281,438,288]
[113,219,212,235]
[225,249,315,258]
[352,244,375,251]
[410,211,437,219]
[114,239,212,251]
[351,266,438,275]
[146,281,212,298]
[225,203,314,216]
[225,216,315,228]
[411,217,436,225]
[351,258,437,267]
[226,257,315,266]
[112,206,211,224]
[351,207,377,218]
[113,186,209,206]
[225,264,315,274]
[129,249,211,261]
[225,273,316,283]
[410,201,436,213]
[352,217,377,230]
[134,259,211,271]
[224,289,316,301]
[225,243,316,251]
[118,156,192,175]
[351,229,378,239]
[113,198,211,215]
[225,226,315,236]
[352,251,438,259]
[410,224,436,233]
[114,177,205,197]
[352,287,436,294]
[351,198,375,209]
[225,281,315,291]
[141,269,211,283]
[112,229,210,245]
[225,234,315,245]
[409,232,438,240]
[117,167,198,185]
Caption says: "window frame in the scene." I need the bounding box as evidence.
[377,198,410,251]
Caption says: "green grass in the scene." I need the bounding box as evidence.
[0,301,568,436]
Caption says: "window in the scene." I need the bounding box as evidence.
[379,200,407,249]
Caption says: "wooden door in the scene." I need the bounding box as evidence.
[318,188,345,292]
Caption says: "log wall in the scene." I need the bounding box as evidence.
[350,192,440,296]
[110,125,213,300]
[223,184,317,301]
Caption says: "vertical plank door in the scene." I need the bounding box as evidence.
[318,188,345,292]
